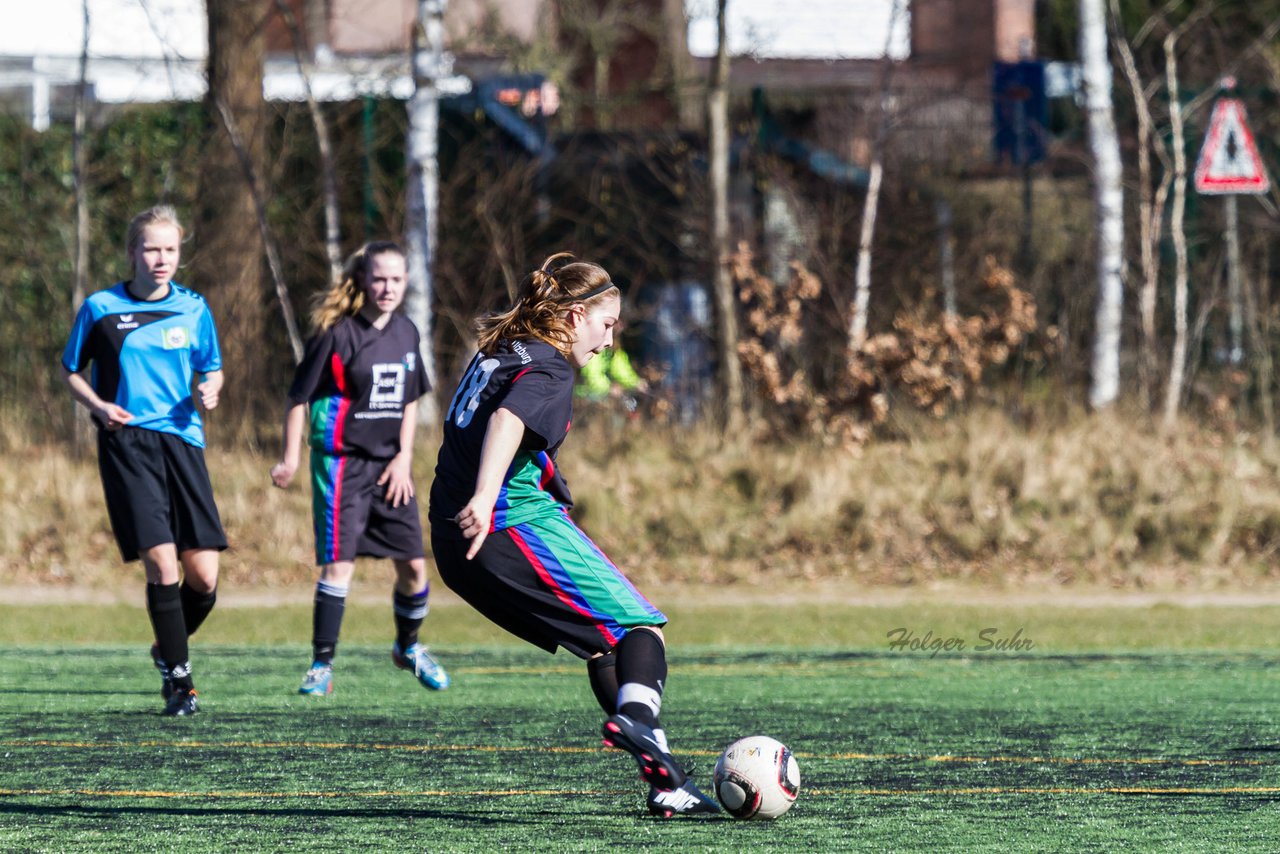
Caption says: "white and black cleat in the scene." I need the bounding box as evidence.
[647,780,721,818]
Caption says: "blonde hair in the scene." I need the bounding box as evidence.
[126,205,184,275]
[475,253,617,356]
[311,240,405,331]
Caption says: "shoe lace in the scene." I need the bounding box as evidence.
[410,647,440,677]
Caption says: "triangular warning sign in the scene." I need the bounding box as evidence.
[1195,98,1270,195]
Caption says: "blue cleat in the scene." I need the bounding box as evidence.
[299,662,334,696]
[392,642,450,690]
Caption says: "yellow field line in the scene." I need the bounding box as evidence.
[2,739,1269,767]
[1,739,604,755]
[816,786,1280,796]
[828,751,1271,767]
[0,787,624,799]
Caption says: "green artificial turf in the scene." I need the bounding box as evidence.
[1,635,1279,851]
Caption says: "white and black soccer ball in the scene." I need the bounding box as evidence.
[713,735,800,819]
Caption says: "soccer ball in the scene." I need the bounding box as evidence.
[713,735,800,819]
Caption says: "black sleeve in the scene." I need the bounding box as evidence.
[286,329,335,404]
[499,362,573,451]
[407,325,431,401]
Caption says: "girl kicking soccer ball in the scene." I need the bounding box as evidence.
[271,241,448,697]
[428,253,718,817]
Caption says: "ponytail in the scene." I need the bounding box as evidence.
[312,240,405,331]
[475,252,617,356]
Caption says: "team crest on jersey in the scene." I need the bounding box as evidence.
[162,326,191,350]
[404,352,417,372]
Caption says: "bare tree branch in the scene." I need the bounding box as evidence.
[273,0,343,284]
[212,95,305,363]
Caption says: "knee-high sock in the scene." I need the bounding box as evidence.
[393,587,429,651]
[180,582,217,637]
[615,629,667,729]
[147,582,193,691]
[312,579,349,665]
[588,652,619,715]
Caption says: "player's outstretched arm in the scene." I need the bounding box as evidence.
[455,407,526,560]
[270,402,307,489]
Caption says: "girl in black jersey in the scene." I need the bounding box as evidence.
[271,241,448,696]
[429,253,718,817]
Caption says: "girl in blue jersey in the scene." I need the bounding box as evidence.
[61,205,225,717]
[270,241,448,697]
[429,253,718,817]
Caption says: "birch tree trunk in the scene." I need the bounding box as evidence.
[405,0,446,426]
[848,0,903,351]
[1080,0,1124,411]
[849,160,882,348]
[72,1,90,317]
[1161,28,1191,428]
[71,0,93,453]
[709,0,743,431]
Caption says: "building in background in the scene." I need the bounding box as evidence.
[3,0,1034,157]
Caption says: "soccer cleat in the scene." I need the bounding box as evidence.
[602,713,687,790]
[392,642,450,691]
[162,688,199,717]
[150,643,174,701]
[299,662,334,695]
[647,780,721,818]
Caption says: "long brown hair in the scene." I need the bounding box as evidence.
[311,241,405,331]
[475,253,616,356]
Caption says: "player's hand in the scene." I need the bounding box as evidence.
[454,499,493,560]
[97,403,134,431]
[198,371,223,410]
[378,454,415,508]
[270,461,296,489]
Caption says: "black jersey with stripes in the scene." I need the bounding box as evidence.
[430,339,575,532]
[287,313,430,460]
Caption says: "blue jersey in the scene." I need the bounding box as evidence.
[61,282,223,448]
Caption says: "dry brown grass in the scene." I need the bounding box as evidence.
[5,407,1280,593]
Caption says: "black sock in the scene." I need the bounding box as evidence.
[180,582,217,636]
[615,628,667,728]
[312,580,348,665]
[146,582,192,691]
[393,587,428,651]
[588,652,619,715]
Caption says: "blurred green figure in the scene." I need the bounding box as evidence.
[575,347,644,403]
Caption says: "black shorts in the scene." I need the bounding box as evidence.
[310,451,425,564]
[431,513,666,660]
[98,427,228,562]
